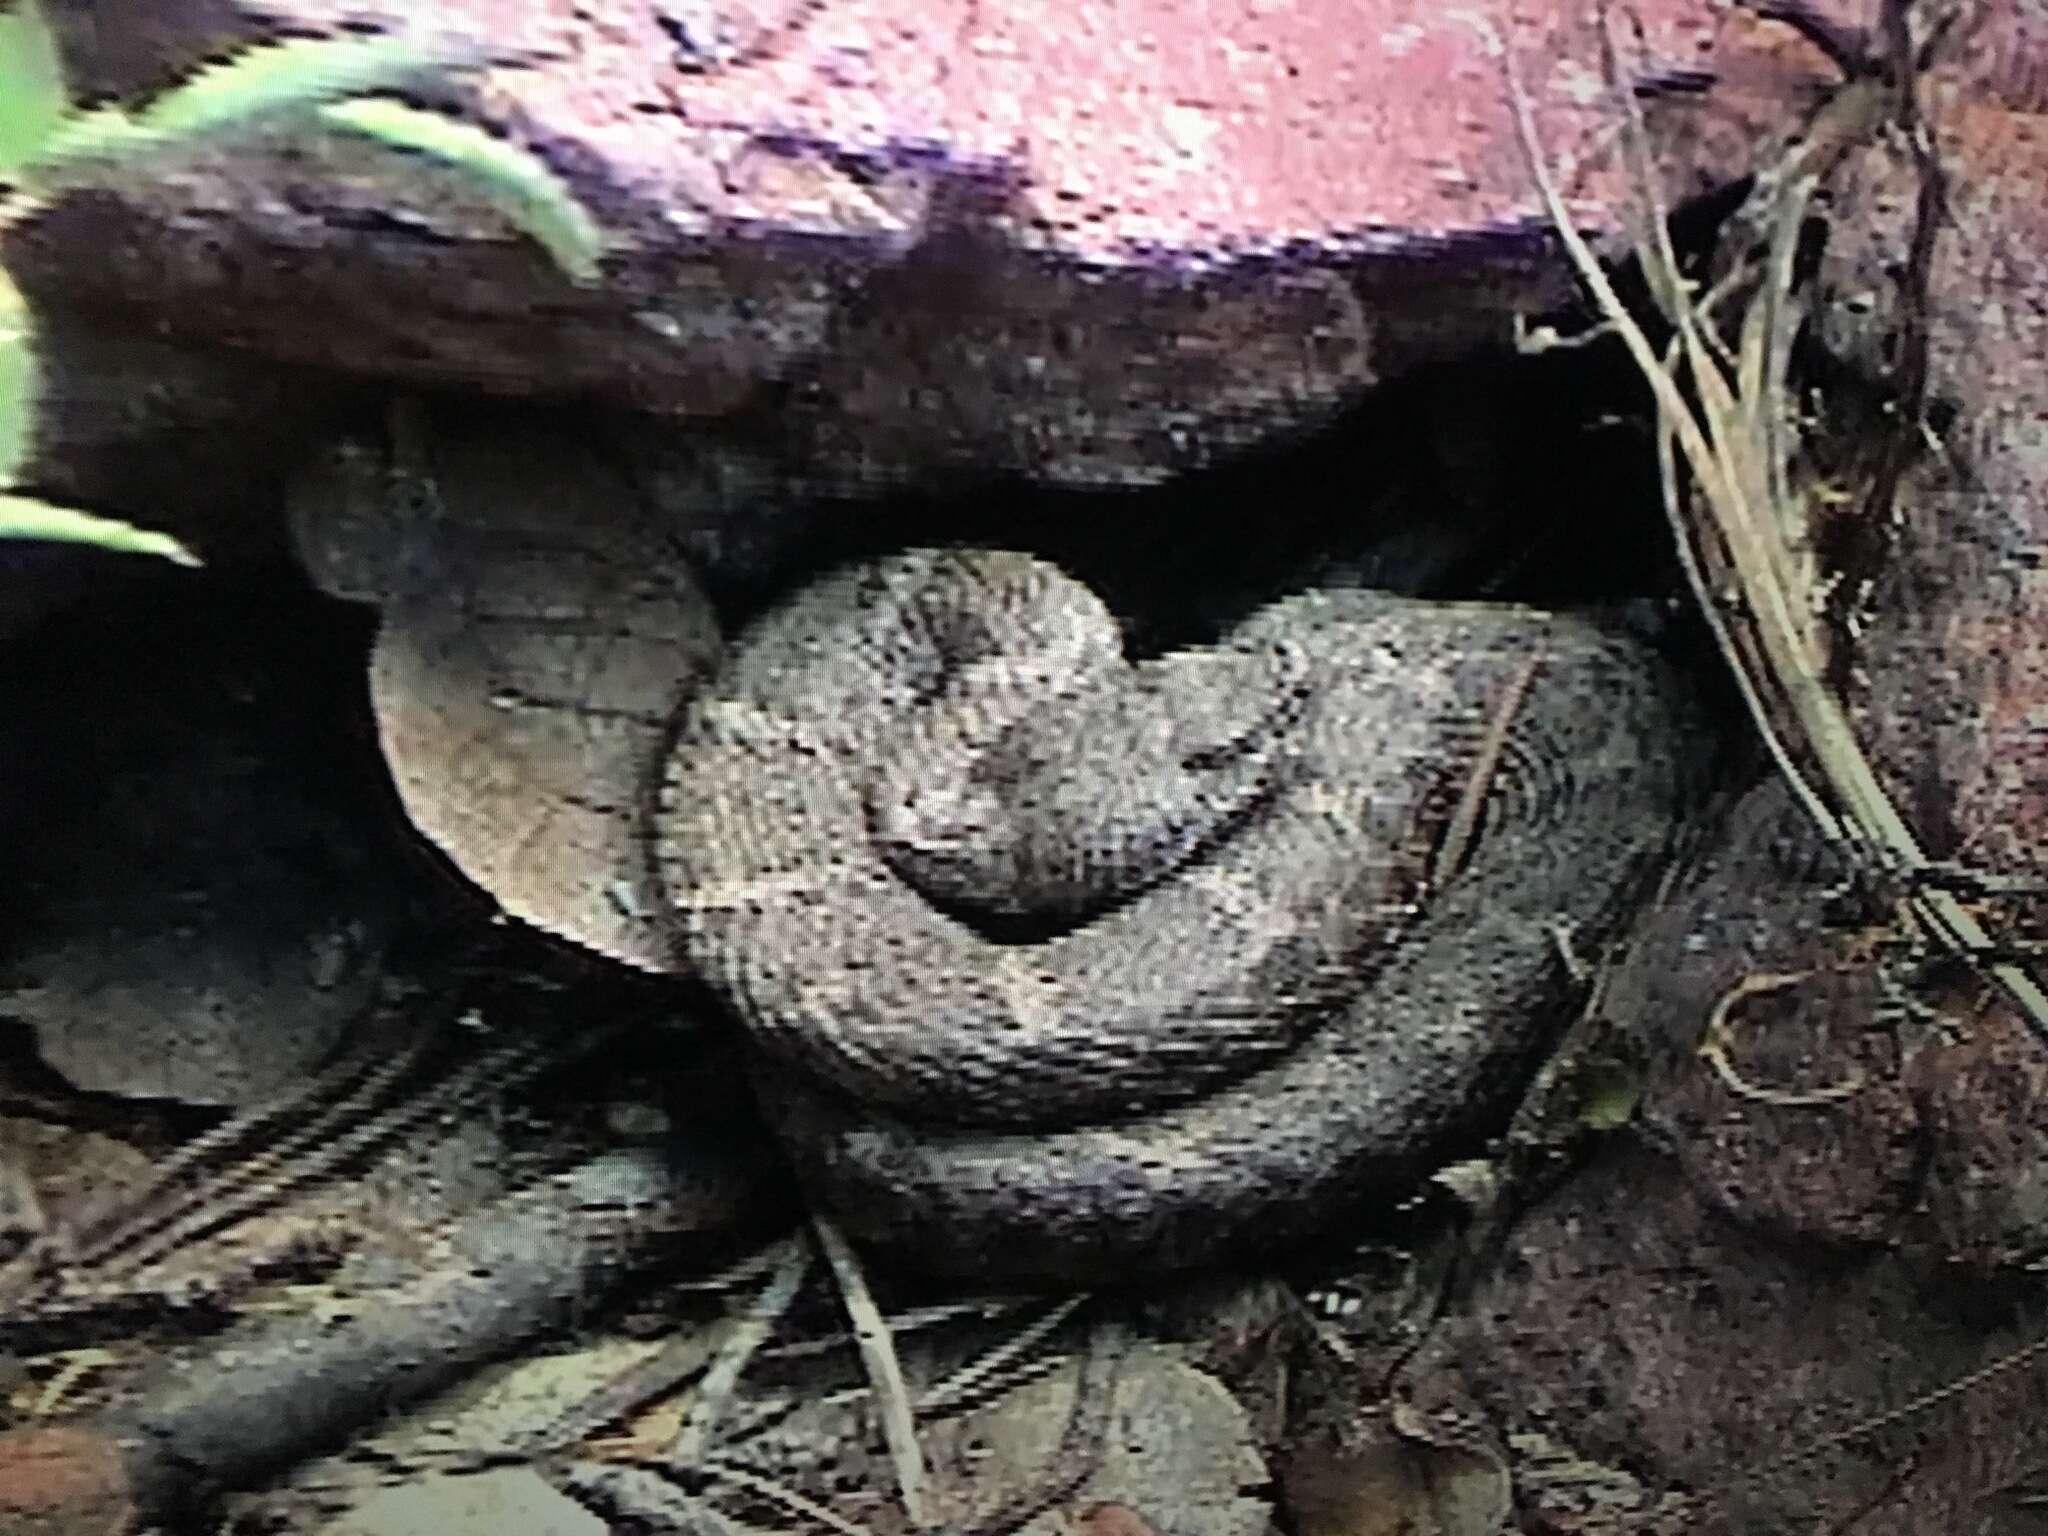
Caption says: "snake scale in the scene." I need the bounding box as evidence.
[654,547,1705,1280]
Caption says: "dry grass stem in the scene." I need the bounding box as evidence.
[673,1236,810,1465]
[1500,4,2048,1040]
[810,1212,931,1527]
[1697,969,1867,1107]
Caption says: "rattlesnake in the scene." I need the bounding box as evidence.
[288,423,1704,1277]
[654,547,1705,1279]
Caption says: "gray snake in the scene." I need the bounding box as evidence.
[654,548,1704,1280]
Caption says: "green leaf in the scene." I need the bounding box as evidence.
[1574,1062,1643,1133]
[23,101,151,182]
[0,266,35,486]
[319,96,603,283]
[136,29,464,139]
[0,0,70,180]
[0,493,200,565]
[29,28,478,183]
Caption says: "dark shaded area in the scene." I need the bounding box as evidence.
[673,333,1694,648]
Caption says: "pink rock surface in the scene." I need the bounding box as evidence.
[13,0,1843,495]
[1822,3,2048,875]
[261,0,1811,262]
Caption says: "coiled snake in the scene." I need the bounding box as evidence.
[655,548,1703,1279]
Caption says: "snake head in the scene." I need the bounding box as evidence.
[868,635,1308,923]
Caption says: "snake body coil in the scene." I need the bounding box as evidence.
[656,548,1702,1279]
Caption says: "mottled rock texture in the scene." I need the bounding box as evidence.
[5,0,1844,554]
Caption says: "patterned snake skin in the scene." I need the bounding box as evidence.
[653,548,1706,1279]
